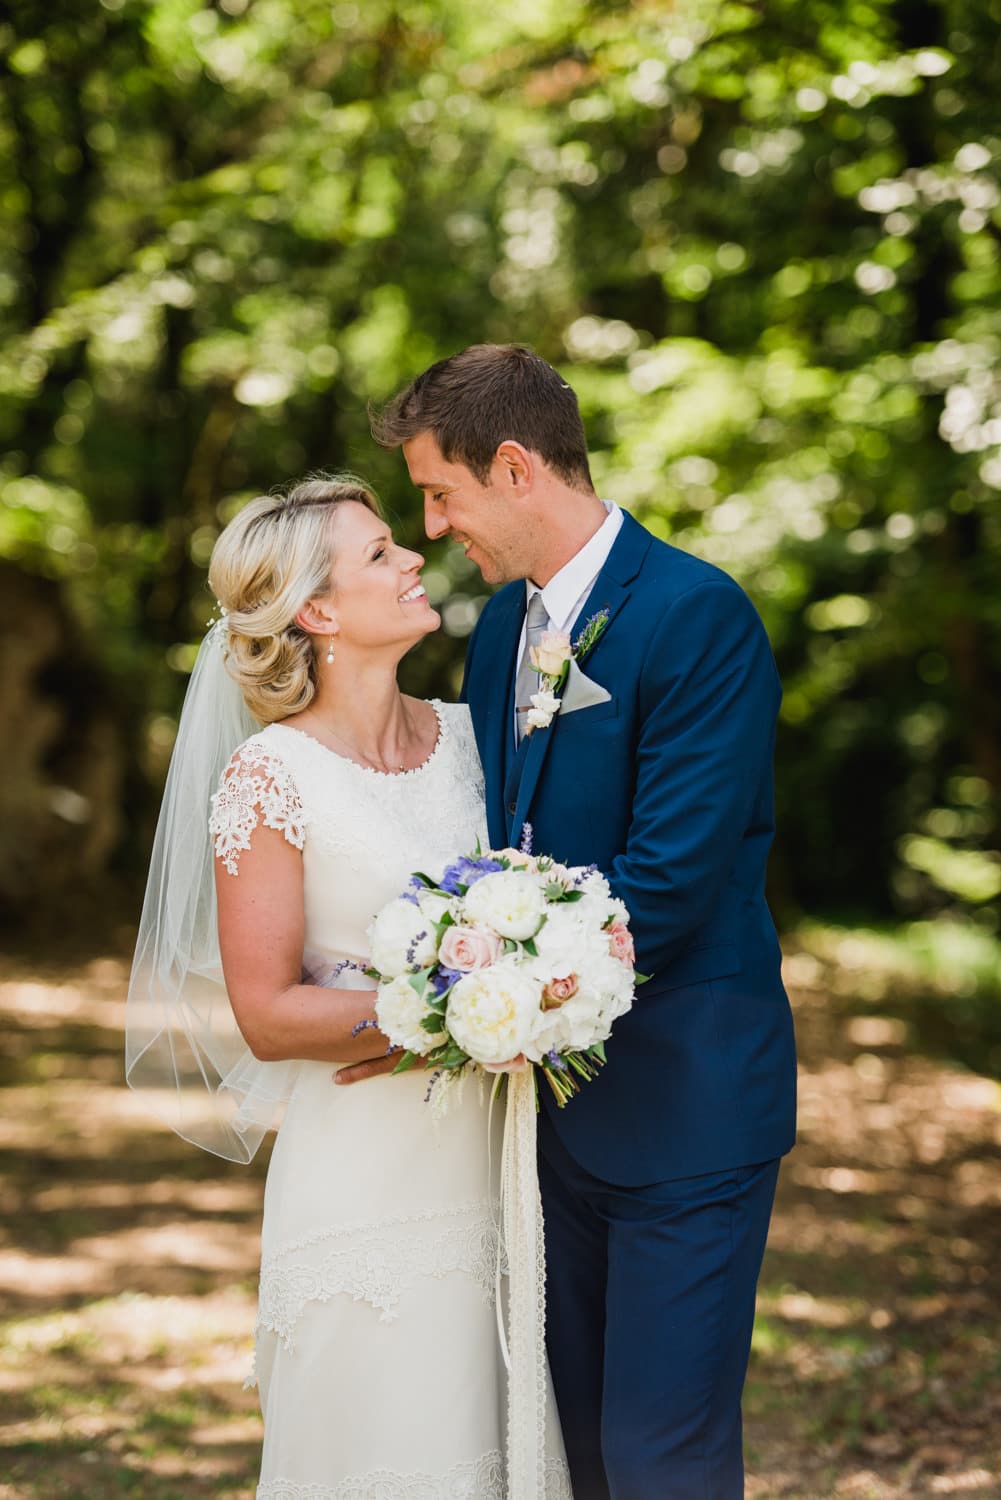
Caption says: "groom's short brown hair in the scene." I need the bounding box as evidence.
[370,344,594,492]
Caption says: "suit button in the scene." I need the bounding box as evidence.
[508,801,517,814]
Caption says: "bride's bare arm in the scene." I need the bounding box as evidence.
[215,823,390,1064]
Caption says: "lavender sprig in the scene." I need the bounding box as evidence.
[571,608,610,662]
[405,931,428,969]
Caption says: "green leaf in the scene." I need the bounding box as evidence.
[363,966,383,981]
[391,1050,419,1075]
[522,937,539,957]
[436,1043,470,1069]
[420,1012,446,1034]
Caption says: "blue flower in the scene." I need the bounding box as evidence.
[439,855,504,895]
[429,966,463,996]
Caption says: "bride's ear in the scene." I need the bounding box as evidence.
[295,597,339,642]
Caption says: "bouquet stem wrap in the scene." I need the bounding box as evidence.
[499,1068,548,1499]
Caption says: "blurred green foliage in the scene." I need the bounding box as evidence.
[1,0,998,934]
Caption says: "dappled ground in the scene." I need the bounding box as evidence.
[0,953,998,1500]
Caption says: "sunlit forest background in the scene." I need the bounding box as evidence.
[1,2,999,1497]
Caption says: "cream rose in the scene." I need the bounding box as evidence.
[529,630,572,677]
[438,924,502,973]
[367,898,437,978]
[446,962,543,1064]
[462,868,548,942]
[494,847,539,872]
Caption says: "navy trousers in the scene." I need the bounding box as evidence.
[539,1120,780,1500]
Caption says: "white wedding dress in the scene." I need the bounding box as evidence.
[209,700,571,1500]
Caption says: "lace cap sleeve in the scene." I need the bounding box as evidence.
[209,740,306,875]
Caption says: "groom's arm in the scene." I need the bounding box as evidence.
[607,579,781,979]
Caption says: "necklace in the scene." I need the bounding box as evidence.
[302,709,410,774]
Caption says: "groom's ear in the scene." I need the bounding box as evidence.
[494,440,533,494]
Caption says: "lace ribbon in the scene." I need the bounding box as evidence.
[497,1069,548,1500]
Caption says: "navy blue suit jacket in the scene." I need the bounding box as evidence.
[461,511,797,1185]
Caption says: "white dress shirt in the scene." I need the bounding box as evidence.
[513,501,623,740]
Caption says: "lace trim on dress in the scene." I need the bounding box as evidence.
[210,743,306,875]
[256,1452,572,1499]
[268,699,449,782]
[258,1199,501,1346]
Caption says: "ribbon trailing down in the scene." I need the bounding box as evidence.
[497,1068,549,1499]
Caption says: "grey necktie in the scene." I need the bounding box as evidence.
[514,591,551,746]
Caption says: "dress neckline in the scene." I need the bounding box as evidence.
[266,699,448,780]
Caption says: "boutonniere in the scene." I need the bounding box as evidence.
[526,609,611,732]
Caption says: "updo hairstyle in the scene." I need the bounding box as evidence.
[208,476,381,724]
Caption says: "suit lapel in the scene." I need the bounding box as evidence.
[508,512,652,846]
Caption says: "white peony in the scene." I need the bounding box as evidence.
[531,902,606,978]
[528,913,635,1059]
[367,897,437,978]
[572,870,626,931]
[374,974,445,1055]
[416,887,458,926]
[447,961,543,1064]
[462,869,548,942]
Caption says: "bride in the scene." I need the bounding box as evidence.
[125,477,570,1498]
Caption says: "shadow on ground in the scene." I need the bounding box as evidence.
[0,954,998,1499]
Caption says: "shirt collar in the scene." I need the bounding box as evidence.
[527,502,622,631]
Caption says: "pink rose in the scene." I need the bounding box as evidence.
[494,847,538,872]
[482,1053,530,1074]
[607,923,635,967]
[542,973,579,1010]
[438,924,502,973]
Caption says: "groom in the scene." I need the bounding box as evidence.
[362,343,797,1499]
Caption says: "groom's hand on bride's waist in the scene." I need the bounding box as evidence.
[333,1049,401,1086]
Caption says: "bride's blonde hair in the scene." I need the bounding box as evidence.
[208,475,381,724]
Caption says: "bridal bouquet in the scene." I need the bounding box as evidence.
[365,845,640,1105]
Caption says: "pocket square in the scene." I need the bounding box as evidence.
[560,658,612,716]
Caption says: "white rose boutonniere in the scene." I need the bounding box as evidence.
[524,608,611,736]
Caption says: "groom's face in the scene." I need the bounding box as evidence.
[403,431,527,585]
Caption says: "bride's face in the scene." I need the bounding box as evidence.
[325,500,440,649]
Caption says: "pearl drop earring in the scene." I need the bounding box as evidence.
[326,640,335,665]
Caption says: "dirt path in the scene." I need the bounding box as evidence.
[0,957,998,1499]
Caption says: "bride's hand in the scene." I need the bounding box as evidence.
[333,1048,402,1086]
